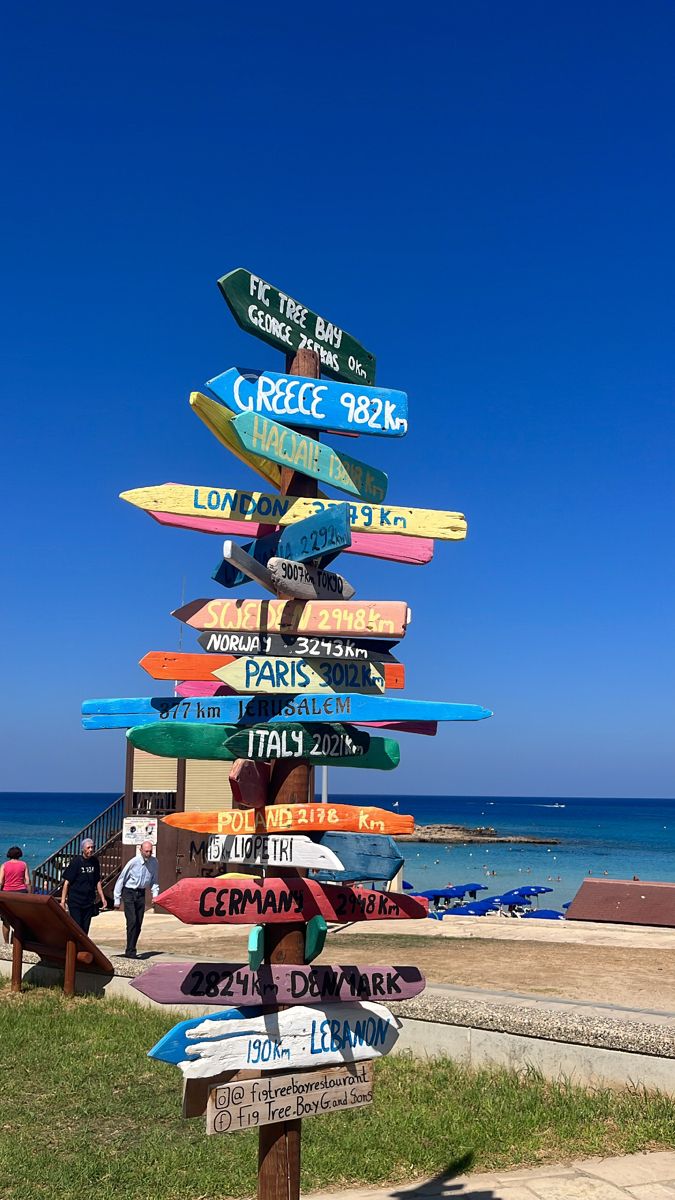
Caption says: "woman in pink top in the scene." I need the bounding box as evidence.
[0,846,31,943]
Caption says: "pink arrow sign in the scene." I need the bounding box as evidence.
[149,511,434,566]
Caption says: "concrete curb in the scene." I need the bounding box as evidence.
[3,953,675,1094]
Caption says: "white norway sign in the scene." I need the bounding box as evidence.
[207,833,344,872]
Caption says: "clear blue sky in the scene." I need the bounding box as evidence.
[3,2,674,796]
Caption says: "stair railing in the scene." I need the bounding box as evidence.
[32,794,125,896]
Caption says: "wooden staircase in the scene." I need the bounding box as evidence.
[32,795,125,898]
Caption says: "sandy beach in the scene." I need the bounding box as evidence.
[91,909,675,1010]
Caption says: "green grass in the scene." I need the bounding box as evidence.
[1,983,674,1199]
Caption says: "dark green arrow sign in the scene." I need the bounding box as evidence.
[217,268,376,385]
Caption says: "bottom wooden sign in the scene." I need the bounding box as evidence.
[207,1062,373,1134]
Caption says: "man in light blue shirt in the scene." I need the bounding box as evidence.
[113,840,160,958]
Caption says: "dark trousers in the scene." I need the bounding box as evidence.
[122,887,146,953]
[69,902,93,935]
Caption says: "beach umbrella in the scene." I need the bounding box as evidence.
[562,901,572,909]
[444,901,492,916]
[521,909,565,920]
[511,885,553,898]
[452,896,500,912]
[415,887,465,900]
[462,883,488,893]
[456,897,499,912]
[402,880,414,890]
[498,890,533,905]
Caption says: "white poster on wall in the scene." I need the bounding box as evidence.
[123,817,158,845]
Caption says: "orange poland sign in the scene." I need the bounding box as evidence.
[162,802,413,837]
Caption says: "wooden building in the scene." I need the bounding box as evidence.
[122,744,234,895]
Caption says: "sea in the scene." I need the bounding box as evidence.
[1,792,673,911]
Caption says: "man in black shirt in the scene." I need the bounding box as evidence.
[61,838,106,934]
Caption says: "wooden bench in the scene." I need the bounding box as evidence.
[0,893,113,995]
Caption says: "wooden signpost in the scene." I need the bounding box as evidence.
[127,723,400,771]
[305,833,404,884]
[197,631,399,659]
[193,391,380,509]
[213,532,353,592]
[140,651,235,681]
[160,802,414,836]
[249,505,353,569]
[248,926,265,970]
[266,557,355,601]
[213,657,403,695]
[173,597,410,637]
[120,484,467,541]
[174,681,233,699]
[216,544,356,601]
[232,411,388,502]
[230,759,268,809]
[212,507,354,591]
[206,1064,374,1134]
[205,833,344,872]
[83,694,492,729]
[173,688,419,707]
[80,263,493,1200]
[168,711,436,737]
[149,1000,399,1077]
[225,723,370,761]
[197,631,400,659]
[190,392,281,489]
[358,719,437,736]
[151,510,435,566]
[220,540,277,594]
[303,916,327,964]
[213,531,283,590]
[132,962,425,1007]
[155,878,428,925]
[208,369,404,436]
[216,269,376,384]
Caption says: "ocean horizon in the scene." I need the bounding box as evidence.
[1,791,673,911]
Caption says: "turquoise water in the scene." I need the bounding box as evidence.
[1,792,672,911]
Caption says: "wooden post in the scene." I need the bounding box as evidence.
[124,738,134,815]
[257,347,320,1200]
[10,920,23,993]
[64,936,77,997]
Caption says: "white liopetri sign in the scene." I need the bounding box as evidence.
[206,833,343,872]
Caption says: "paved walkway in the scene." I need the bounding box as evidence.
[306,1151,675,1198]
